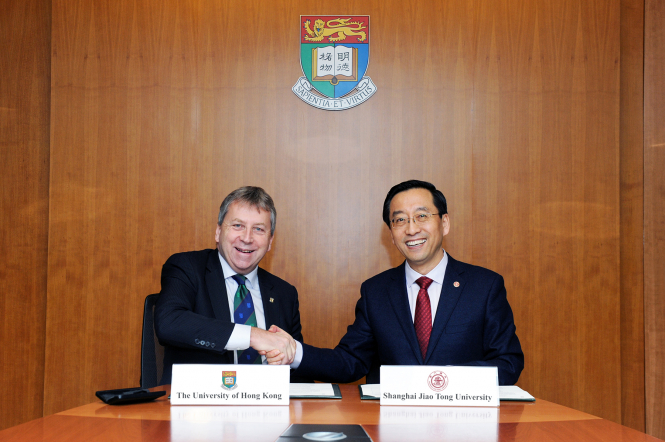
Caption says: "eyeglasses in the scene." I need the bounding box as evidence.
[390,213,440,229]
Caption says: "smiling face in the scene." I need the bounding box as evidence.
[389,187,450,275]
[215,201,273,275]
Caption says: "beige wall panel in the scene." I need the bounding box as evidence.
[645,0,665,438]
[46,0,624,425]
[0,0,51,431]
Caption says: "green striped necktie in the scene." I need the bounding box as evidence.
[232,274,261,364]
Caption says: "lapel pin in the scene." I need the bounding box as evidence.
[453,281,460,287]
[269,298,274,303]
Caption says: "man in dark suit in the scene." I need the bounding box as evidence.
[267,180,524,385]
[155,186,301,385]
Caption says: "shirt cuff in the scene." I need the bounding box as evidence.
[290,340,303,369]
[225,324,251,350]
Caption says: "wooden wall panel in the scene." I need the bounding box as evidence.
[467,0,621,422]
[0,0,50,431]
[45,0,627,426]
[644,0,665,438]
[620,0,645,432]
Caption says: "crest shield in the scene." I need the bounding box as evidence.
[293,15,376,110]
[222,371,237,390]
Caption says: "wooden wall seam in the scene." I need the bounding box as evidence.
[644,0,665,437]
[619,0,645,432]
[0,0,51,431]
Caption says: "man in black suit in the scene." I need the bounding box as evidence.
[267,180,524,385]
[155,186,300,384]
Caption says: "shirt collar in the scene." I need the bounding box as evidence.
[218,251,260,290]
[405,250,448,287]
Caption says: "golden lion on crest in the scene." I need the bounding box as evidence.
[304,18,367,42]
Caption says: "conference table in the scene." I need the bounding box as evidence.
[0,384,661,442]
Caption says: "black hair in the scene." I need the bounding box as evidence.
[382,180,447,228]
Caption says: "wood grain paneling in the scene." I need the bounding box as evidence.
[644,0,665,438]
[0,0,50,431]
[45,0,629,427]
[620,0,645,432]
[466,0,621,422]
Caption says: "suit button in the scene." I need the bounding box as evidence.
[211,343,215,348]
[206,342,210,347]
[195,339,200,344]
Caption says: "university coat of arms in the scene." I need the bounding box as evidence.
[221,371,237,390]
[292,16,377,110]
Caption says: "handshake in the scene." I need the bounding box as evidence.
[250,325,297,365]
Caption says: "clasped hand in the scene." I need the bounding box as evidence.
[249,325,295,365]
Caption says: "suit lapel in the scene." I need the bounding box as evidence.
[425,255,465,362]
[387,263,424,363]
[258,268,279,329]
[205,250,232,321]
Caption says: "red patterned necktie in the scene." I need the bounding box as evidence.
[414,276,434,359]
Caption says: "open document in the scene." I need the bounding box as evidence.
[289,383,342,399]
[498,386,535,401]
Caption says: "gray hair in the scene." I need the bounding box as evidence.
[218,186,277,236]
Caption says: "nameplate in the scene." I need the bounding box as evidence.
[380,366,499,407]
[171,364,289,405]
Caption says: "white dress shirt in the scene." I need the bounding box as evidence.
[404,250,448,324]
[219,252,266,364]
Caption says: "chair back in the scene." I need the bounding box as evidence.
[140,294,165,388]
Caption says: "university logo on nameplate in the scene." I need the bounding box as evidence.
[380,366,500,407]
[171,364,289,405]
[292,15,377,110]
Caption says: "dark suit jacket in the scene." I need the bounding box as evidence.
[295,255,524,385]
[154,249,306,384]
